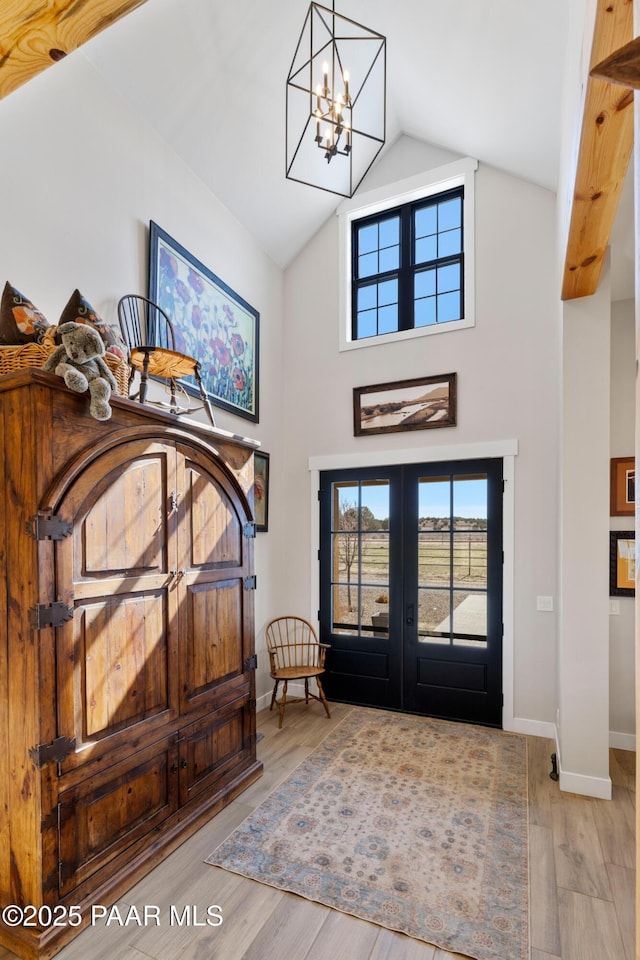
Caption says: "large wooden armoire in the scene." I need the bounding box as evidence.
[0,370,263,959]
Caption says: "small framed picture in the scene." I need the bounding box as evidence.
[353,373,456,437]
[253,451,270,532]
[610,457,634,516]
[609,530,635,597]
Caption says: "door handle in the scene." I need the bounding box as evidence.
[405,603,414,626]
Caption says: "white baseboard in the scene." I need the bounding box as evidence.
[505,717,556,739]
[609,730,636,751]
[256,691,272,712]
[552,723,612,799]
[559,769,612,800]
[257,683,307,714]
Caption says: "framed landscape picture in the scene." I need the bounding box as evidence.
[149,221,259,423]
[353,373,457,437]
[610,456,634,516]
[609,530,635,597]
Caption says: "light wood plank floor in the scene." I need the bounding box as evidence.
[0,703,635,960]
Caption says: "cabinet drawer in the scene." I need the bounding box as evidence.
[57,737,179,896]
[178,698,253,806]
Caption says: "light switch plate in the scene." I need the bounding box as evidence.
[536,596,554,612]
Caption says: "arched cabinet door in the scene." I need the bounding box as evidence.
[175,441,254,714]
[52,435,254,778]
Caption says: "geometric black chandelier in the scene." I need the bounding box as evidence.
[286,1,386,197]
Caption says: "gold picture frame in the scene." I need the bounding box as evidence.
[610,456,635,517]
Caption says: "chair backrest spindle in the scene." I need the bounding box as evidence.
[266,616,322,671]
[117,295,176,353]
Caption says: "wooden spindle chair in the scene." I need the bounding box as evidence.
[117,295,215,426]
[265,616,331,728]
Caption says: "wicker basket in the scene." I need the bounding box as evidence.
[0,327,130,397]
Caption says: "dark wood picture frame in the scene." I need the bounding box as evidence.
[610,456,635,516]
[254,451,270,532]
[609,530,635,597]
[353,373,457,437]
[148,221,259,423]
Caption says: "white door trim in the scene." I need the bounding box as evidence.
[309,438,518,729]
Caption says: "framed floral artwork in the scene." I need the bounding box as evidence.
[149,221,259,422]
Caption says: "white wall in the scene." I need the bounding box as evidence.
[610,298,636,746]
[559,270,612,798]
[0,53,285,688]
[3,49,629,758]
[282,136,561,729]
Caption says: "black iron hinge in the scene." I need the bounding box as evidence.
[30,736,76,769]
[26,513,72,541]
[28,602,73,630]
[243,575,257,591]
[244,521,257,539]
[244,655,257,672]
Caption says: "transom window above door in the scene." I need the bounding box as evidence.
[338,157,477,351]
[353,187,464,340]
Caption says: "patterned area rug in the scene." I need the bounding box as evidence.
[206,709,529,960]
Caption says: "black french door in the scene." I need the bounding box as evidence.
[318,458,503,727]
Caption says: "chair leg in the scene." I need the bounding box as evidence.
[127,365,136,399]
[194,363,216,427]
[270,680,279,711]
[139,354,151,404]
[278,680,288,729]
[304,678,310,703]
[169,377,179,415]
[316,677,331,719]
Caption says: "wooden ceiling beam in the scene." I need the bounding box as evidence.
[0,0,149,100]
[592,33,640,88]
[561,0,634,301]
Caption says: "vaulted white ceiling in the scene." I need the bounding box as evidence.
[81,0,572,269]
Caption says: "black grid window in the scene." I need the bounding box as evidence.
[352,187,464,340]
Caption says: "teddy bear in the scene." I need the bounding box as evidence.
[43,321,118,421]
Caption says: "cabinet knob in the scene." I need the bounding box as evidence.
[171,763,179,773]
[181,759,188,769]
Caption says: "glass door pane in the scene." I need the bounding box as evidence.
[416,474,488,647]
[417,476,450,644]
[452,474,488,647]
[330,480,390,637]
